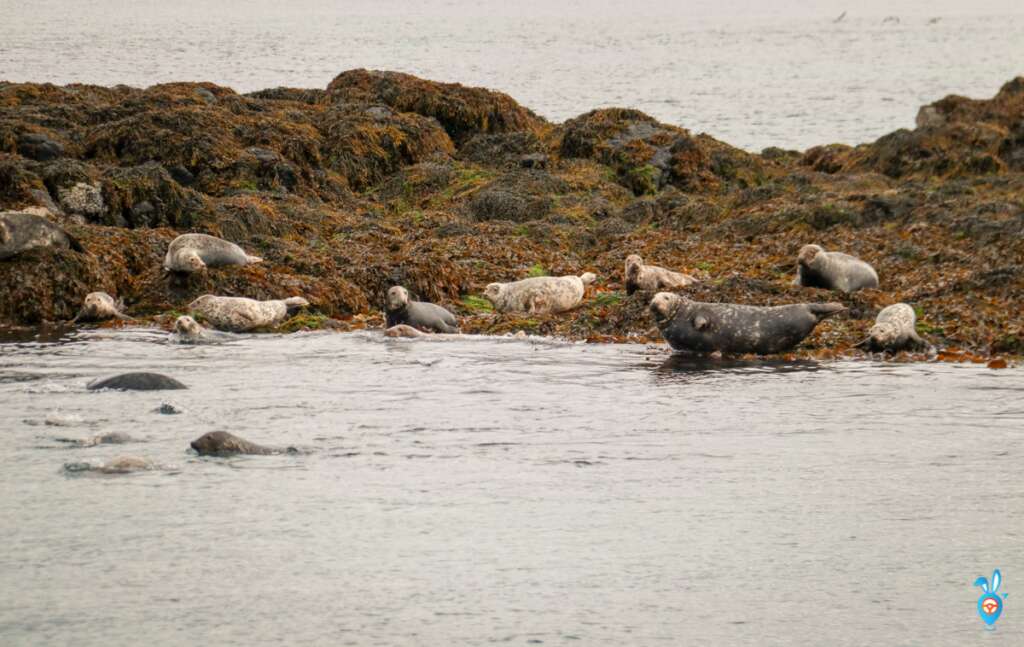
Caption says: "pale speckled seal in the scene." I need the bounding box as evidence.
[188,295,308,332]
[795,244,878,293]
[624,254,698,295]
[385,286,459,333]
[0,211,83,260]
[172,315,229,343]
[483,272,596,314]
[384,324,426,338]
[55,432,133,447]
[650,292,846,355]
[190,431,295,456]
[73,292,132,323]
[63,456,161,474]
[859,303,932,353]
[163,233,262,274]
[88,372,187,391]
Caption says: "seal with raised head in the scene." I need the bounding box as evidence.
[795,244,879,293]
[172,315,230,343]
[385,286,459,333]
[190,431,295,456]
[483,272,597,314]
[859,303,932,353]
[624,254,698,295]
[74,292,132,323]
[88,372,188,391]
[188,295,309,332]
[649,292,846,355]
[0,211,83,260]
[163,233,262,274]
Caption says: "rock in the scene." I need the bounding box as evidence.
[58,182,105,218]
[458,131,547,168]
[17,133,63,161]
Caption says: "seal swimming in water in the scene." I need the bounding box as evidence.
[64,456,162,474]
[624,254,698,295]
[795,244,879,293]
[649,292,846,355]
[858,303,932,353]
[55,431,133,447]
[0,211,83,260]
[483,272,597,314]
[190,431,295,456]
[385,286,459,333]
[163,233,262,274]
[384,324,426,338]
[188,295,309,332]
[87,372,187,391]
[73,292,132,323]
[171,315,231,343]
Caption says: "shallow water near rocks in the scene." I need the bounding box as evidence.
[0,328,1022,645]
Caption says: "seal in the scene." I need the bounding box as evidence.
[73,292,132,323]
[188,295,309,332]
[190,431,295,456]
[384,324,426,338]
[172,315,230,343]
[64,456,161,474]
[795,244,879,293]
[0,211,83,260]
[649,292,846,355]
[88,372,188,391]
[162,233,262,274]
[859,303,932,353]
[624,254,698,295]
[483,272,597,314]
[385,286,459,333]
[55,432,133,447]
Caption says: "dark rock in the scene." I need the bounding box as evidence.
[17,133,63,161]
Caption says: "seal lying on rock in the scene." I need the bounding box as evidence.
[188,295,309,332]
[385,286,459,333]
[190,431,295,456]
[0,211,83,260]
[172,315,230,343]
[384,324,426,338]
[483,272,597,314]
[795,244,879,293]
[859,303,932,353]
[73,292,132,323]
[650,292,846,355]
[88,372,187,391]
[624,254,698,295]
[163,233,262,274]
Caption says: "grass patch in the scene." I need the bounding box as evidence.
[277,313,329,333]
[592,291,624,307]
[526,263,547,277]
[696,261,713,272]
[461,295,493,312]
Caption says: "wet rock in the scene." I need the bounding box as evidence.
[58,182,105,219]
[17,133,63,161]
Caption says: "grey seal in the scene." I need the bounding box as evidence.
[650,292,846,355]
[385,286,459,333]
[384,324,426,338]
[73,292,132,323]
[64,456,161,474]
[795,244,879,293]
[858,303,932,353]
[0,211,83,260]
[88,372,188,391]
[188,295,309,332]
[163,233,262,274]
[190,431,296,456]
[624,254,698,295]
[483,272,597,314]
[55,432,133,447]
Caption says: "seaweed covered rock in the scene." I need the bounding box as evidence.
[458,131,548,169]
[325,69,543,145]
[467,169,568,222]
[100,162,207,228]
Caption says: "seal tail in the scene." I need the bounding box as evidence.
[809,302,846,321]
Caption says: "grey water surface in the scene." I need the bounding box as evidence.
[0,328,1021,645]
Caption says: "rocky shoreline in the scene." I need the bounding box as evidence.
[1,70,1022,362]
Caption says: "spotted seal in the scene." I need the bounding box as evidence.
[0,211,83,260]
[384,324,426,338]
[88,372,187,391]
[624,254,698,295]
[385,286,459,333]
[188,295,309,332]
[859,303,932,353]
[483,272,596,314]
[73,292,132,323]
[63,456,161,474]
[795,244,879,293]
[190,431,295,456]
[172,315,230,343]
[163,233,262,274]
[650,292,846,355]
[55,432,133,447]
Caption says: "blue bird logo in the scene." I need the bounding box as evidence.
[974,569,1005,629]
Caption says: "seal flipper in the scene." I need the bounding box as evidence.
[808,302,846,321]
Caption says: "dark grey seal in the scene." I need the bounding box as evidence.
[190,431,295,456]
[87,372,188,391]
[795,244,879,293]
[650,292,846,355]
[0,211,83,260]
[385,286,459,333]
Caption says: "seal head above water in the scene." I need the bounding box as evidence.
[88,372,188,391]
[163,233,262,274]
[650,292,845,355]
[188,295,309,332]
[190,431,294,456]
[385,286,459,333]
[483,272,596,314]
[795,244,878,293]
[624,254,698,295]
[0,211,83,260]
